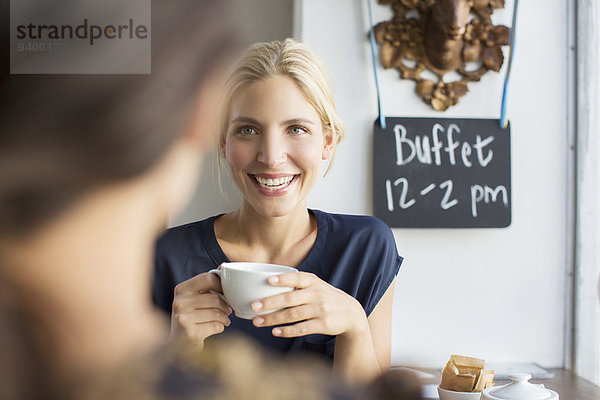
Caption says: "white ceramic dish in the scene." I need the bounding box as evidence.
[438,386,482,400]
[481,373,559,400]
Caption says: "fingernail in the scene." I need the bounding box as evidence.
[272,328,282,336]
[254,317,264,326]
[252,301,263,311]
[268,276,279,284]
[226,318,231,326]
[227,306,233,314]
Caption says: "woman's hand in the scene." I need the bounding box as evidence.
[170,272,232,349]
[250,271,369,339]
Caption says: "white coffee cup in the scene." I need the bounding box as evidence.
[209,262,295,320]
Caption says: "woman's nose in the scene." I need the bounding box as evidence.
[257,134,287,167]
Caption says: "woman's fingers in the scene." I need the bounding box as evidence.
[172,305,232,344]
[270,320,320,338]
[267,271,316,289]
[174,272,222,296]
[252,285,312,313]
[252,272,322,313]
[176,308,232,328]
[252,304,313,327]
[173,292,231,315]
[256,272,367,338]
[169,272,232,347]
[181,320,229,342]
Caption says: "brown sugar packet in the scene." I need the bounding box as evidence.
[440,355,489,392]
[440,361,476,391]
[449,355,485,370]
[473,369,495,392]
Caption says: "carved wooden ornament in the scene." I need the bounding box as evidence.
[374,0,510,111]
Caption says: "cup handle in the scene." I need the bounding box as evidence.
[208,268,221,278]
[207,268,227,303]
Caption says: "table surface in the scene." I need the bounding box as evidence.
[529,369,600,400]
[413,368,600,400]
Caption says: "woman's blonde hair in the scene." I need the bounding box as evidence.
[218,39,345,175]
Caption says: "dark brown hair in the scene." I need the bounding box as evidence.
[0,0,236,238]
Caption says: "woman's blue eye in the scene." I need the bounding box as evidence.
[289,126,307,135]
[239,126,257,135]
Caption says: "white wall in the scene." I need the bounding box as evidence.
[299,0,570,368]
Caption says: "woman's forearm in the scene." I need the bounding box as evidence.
[332,315,382,384]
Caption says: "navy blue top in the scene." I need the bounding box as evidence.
[153,209,403,361]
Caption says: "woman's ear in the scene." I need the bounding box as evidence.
[322,130,336,160]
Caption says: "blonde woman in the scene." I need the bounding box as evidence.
[153,39,403,383]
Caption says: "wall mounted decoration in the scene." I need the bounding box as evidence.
[374,0,510,111]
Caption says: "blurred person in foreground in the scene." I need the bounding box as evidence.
[0,1,422,399]
[0,0,237,397]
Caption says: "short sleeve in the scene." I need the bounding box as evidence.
[362,219,403,316]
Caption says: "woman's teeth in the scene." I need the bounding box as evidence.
[254,175,295,190]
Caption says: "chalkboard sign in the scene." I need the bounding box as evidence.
[373,117,511,228]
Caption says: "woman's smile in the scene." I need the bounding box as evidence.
[249,173,300,196]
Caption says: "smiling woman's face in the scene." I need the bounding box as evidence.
[224,75,334,217]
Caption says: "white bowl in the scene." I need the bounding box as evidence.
[438,386,482,400]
